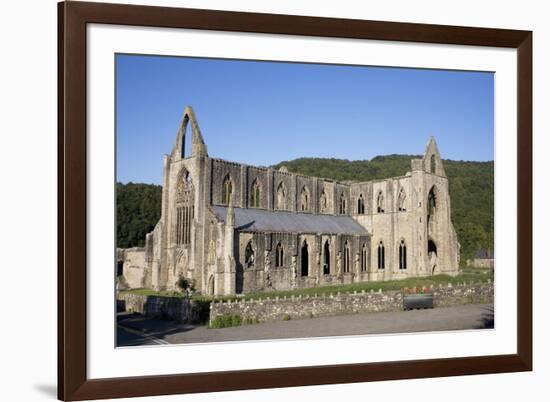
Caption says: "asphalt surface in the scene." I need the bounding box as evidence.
[116,303,493,347]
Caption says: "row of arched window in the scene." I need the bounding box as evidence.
[377,240,407,270]
[243,239,371,274]
[221,174,409,214]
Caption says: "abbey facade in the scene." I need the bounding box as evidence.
[117,106,460,296]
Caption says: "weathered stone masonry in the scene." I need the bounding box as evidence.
[117,106,460,296]
[210,282,493,323]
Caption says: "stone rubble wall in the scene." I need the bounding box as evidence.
[117,293,206,323]
[210,282,493,324]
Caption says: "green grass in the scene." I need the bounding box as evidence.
[120,269,492,303]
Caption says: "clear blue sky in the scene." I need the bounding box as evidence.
[116,54,494,185]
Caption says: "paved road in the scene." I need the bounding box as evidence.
[116,304,493,347]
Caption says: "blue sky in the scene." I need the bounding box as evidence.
[116,54,494,185]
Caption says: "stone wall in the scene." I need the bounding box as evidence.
[210,282,493,324]
[118,293,209,323]
[432,282,494,307]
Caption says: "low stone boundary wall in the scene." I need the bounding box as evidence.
[117,293,209,323]
[210,282,494,324]
[433,282,493,307]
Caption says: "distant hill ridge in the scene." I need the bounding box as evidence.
[117,155,493,264]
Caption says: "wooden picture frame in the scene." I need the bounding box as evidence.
[58,1,532,400]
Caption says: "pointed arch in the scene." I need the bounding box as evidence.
[357,194,365,215]
[319,190,328,213]
[343,241,351,273]
[398,188,407,212]
[339,192,347,215]
[430,154,436,174]
[275,242,284,267]
[245,240,255,268]
[377,241,385,269]
[172,106,208,160]
[222,174,233,205]
[323,240,331,275]
[276,182,286,210]
[361,243,368,272]
[250,179,261,208]
[301,240,309,276]
[427,185,437,223]
[300,186,310,212]
[399,239,407,270]
[377,191,385,213]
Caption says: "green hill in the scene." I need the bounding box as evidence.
[117,182,162,248]
[117,155,493,264]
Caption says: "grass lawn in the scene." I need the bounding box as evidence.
[120,267,493,302]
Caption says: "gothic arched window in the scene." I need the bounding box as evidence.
[245,241,255,268]
[222,174,233,205]
[250,179,261,208]
[343,241,351,273]
[276,182,286,210]
[427,186,437,223]
[323,240,330,275]
[377,241,385,269]
[319,190,328,213]
[398,188,407,212]
[361,243,368,272]
[357,194,365,214]
[339,192,347,214]
[300,186,310,212]
[430,154,436,174]
[301,240,309,276]
[175,169,194,245]
[377,191,385,213]
[399,240,407,270]
[275,242,284,267]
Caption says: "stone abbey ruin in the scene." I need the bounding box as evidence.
[117,106,460,296]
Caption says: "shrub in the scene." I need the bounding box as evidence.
[282,314,291,321]
[208,314,243,329]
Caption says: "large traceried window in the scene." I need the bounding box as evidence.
[377,241,385,269]
[250,179,261,208]
[357,194,365,214]
[399,239,407,269]
[175,170,194,245]
[222,174,233,205]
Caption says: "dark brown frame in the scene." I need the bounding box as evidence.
[58,1,532,400]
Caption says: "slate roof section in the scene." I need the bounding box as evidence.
[212,206,369,235]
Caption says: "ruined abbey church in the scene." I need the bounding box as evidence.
[117,106,460,296]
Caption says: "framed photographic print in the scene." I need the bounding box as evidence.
[58,1,532,400]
